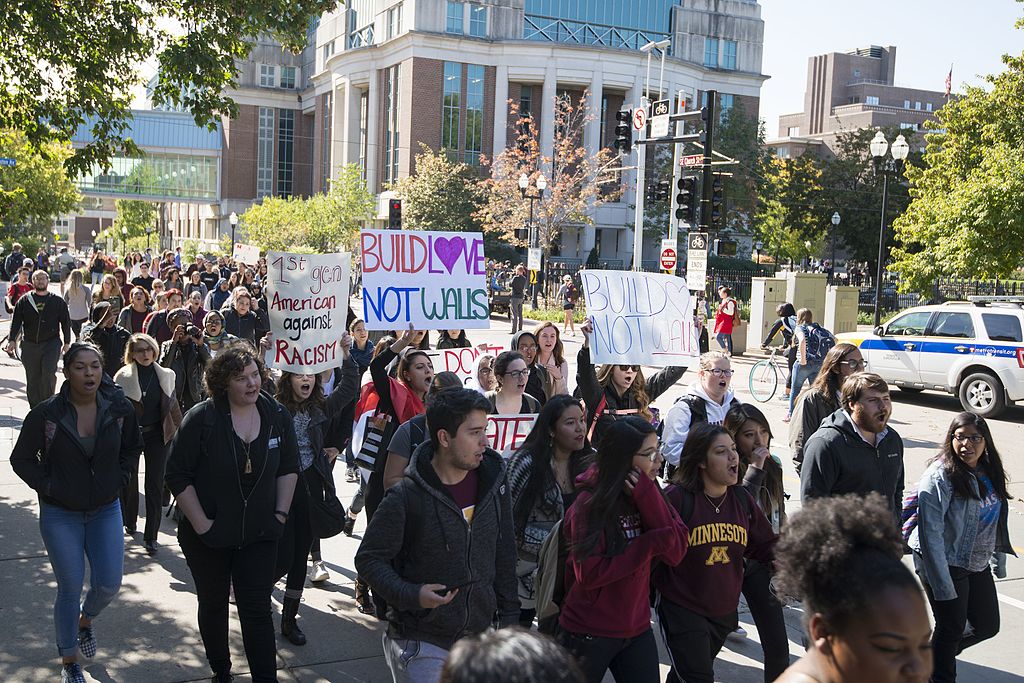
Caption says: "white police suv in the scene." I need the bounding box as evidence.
[839,297,1024,418]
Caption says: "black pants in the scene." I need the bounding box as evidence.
[557,628,659,683]
[276,476,313,592]
[121,428,168,541]
[179,520,279,682]
[657,598,737,683]
[21,337,61,408]
[742,561,790,682]
[924,566,1000,683]
[784,347,797,391]
[71,318,86,340]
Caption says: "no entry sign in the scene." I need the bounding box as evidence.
[660,238,677,272]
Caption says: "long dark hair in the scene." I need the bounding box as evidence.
[512,395,592,539]
[275,371,325,415]
[932,412,1009,501]
[723,404,784,516]
[804,342,860,409]
[573,415,655,559]
[670,423,732,492]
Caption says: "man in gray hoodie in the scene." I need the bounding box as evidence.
[800,372,905,524]
[355,388,519,683]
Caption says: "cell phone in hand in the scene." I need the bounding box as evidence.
[440,580,477,596]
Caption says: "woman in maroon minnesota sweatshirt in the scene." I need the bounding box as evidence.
[558,415,688,683]
[655,422,778,683]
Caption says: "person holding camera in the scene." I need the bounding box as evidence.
[159,307,212,414]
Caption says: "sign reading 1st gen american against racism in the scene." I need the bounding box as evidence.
[266,251,352,373]
[581,270,699,367]
[360,229,489,330]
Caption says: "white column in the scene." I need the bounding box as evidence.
[366,70,380,194]
[493,65,509,156]
[539,65,557,169]
[581,67,604,259]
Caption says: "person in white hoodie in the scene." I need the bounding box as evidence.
[662,351,740,468]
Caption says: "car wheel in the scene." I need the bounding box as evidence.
[958,372,1006,419]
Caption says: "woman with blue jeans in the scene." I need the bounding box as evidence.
[786,308,822,422]
[11,342,143,683]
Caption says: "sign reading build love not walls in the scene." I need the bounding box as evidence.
[266,251,352,373]
[360,229,490,330]
[581,270,699,367]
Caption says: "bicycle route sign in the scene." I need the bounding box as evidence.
[686,232,708,292]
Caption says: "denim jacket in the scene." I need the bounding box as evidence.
[909,460,1015,601]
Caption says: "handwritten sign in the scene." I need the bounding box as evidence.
[441,344,505,385]
[360,229,489,330]
[581,270,698,367]
[487,414,538,458]
[233,243,261,264]
[266,251,352,373]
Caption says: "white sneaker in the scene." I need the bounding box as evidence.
[727,626,748,641]
[309,561,330,583]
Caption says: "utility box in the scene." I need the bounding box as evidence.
[785,272,828,320]
[825,286,860,334]
[749,276,788,350]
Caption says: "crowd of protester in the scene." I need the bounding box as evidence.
[2,253,1013,683]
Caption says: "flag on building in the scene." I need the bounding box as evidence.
[945,65,953,97]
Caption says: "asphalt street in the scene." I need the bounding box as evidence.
[0,297,1022,682]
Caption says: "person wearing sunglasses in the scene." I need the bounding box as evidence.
[487,351,542,415]
[908,412,1014,683]
[662,351,739,471]
[788,343,866,474]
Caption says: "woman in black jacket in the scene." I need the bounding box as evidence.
[11,342,143,683]
[759,303,796,399]
[272,333,359,646]
[576,320,687,449]
[165,343,299,683]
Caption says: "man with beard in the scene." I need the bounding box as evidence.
[800,372,905,523]
[7,270,72,406]
[80,301,131,378]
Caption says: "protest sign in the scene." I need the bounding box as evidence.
[360,229,489,330]
[440,344,505,385]
[487,414,538,458]
[233,242,261,264]
[266,251,352,373]
[581,270,698,366]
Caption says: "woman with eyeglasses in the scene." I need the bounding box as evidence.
[908,412,1014,683]
[507,395,594,628]
[558,416,687,683]
[202,310,238,358]
[656,423,778,683]
[467,352,497,395]
[113,333,183,552]
[487,350,541,414]
[662,351,738,471]
[576,319,686,449]
[788,343,866,474]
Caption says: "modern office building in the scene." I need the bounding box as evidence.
[767,45,948,158]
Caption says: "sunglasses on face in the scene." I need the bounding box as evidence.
[618,365,640,372]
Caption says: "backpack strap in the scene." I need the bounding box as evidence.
[586,394,608,443]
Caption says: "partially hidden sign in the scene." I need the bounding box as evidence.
[233,243,261,264]
[266,251,352,373]
[487,414,538,458]
[581,270,699,367]
[441,344,505,385]
[360,229,489,330]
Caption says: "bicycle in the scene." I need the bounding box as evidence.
[748,346,790,402]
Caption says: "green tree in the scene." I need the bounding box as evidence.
[0,131,81,236]
[392,145,486,232]
[755,155,825,264]
[891,12,1024,292]
[241,164,373,253]
[113,199,157,241]
[715,100,771,234]
[1,0,336,175]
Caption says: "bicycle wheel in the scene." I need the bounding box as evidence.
[748,360,779,402]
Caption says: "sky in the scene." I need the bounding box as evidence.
[758,0,1024,138]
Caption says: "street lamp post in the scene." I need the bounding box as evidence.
[830,211,841,283]
[753,240,763,268]
[518,172,547,309]
[121,227,128,262]
[869,131,909,327]
[229,212,238,252]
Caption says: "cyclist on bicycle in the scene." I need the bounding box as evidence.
[760,303,797,399]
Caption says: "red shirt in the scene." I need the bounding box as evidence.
[714,298,736,334]
[444,469,479,523]
[8,282,33,305]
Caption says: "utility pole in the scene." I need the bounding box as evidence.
[700,90,717,236]
[668,90,687,244]
[632,97,648,272]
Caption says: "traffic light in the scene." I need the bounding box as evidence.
[710,174,724,227]
[388,198,402,229]
[646,181,669,203]
[614,109,633,154]
[674,176,697,222]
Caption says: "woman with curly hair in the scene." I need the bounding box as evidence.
[773,494,933,683]
[576,319,686,449]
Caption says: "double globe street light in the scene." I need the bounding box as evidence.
[518,172,547,309]
[869,131,910,327]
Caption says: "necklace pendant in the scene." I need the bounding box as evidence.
[244,457,252,475]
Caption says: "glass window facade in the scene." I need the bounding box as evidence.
[259,64,276,87]
[257,107,275,198]
[442,62,462,159]
[447,1,464,33]
[722,40,737,70]
[465,65,484,165]
[704,38,719,67]
[348,0,375,47]
[277,109,295,197]
[280,66,297,89]
[469,5,487,37]
[387,3,403,39]
[866,95,879,106]
[77,153,219,201]
[520,85,533,117]
[383,65,401,184]
[524,0,679,51]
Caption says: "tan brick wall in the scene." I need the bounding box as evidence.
[408,57,444,176]
[222,105,258,200]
